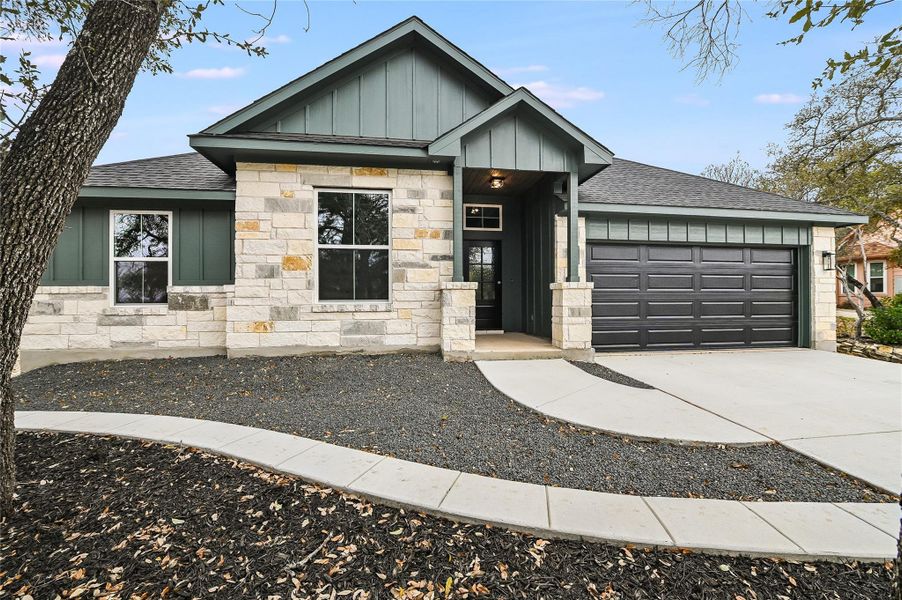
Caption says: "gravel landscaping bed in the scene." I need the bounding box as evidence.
[570,360,655,389]
[3,432,894,600]
[14,353,895,503]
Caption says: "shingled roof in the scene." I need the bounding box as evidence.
[580,158,856,216]
[85,152,235,191]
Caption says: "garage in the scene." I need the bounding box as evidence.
[587,242,798,351]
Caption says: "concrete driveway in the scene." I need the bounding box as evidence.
[598,349,902,493]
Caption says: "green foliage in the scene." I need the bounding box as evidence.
[767,0,900,86]
[863,294,902,345]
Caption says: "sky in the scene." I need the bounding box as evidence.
[7,0,897,174]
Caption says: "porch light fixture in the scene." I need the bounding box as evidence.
[822,251,834,271]
[489,176,505,189]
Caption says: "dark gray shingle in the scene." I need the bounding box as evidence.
[579,158,856,216]
[85,152,235,191]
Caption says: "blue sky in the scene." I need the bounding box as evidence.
[13,1,896,174]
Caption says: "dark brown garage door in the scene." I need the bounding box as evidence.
[587,243,798,351]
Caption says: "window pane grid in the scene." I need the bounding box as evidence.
[112,212,170,305]
[317,191,389,302]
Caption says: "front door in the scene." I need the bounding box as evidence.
[465,240,502,330]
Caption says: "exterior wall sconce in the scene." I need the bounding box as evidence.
[489,176,505,189]
[822,251,834,271]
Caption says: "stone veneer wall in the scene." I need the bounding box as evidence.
[811,226,838,351]
[229,163,453,356]
[554,215,587,283]
[440,282,477,360]
[18,285,230,371]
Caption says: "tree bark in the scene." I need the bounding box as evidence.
[0,0,165,517]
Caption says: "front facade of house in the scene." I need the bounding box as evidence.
[16,18,866,373]
[835,225,901,306]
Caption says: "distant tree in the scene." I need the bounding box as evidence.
[641,0,900,86]
[762,64,902,246]
[700,152,763,188]
[0,0,282,518]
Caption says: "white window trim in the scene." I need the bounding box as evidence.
[109,210,173,307]
[841,263,856,294]
[869,260,886,293]
[463,203,503,232]
[314,188,392,304]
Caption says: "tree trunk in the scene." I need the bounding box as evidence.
[0,0,165,517]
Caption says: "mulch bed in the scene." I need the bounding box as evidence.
[570,361,655,389]
[13,353,895,503]
[1,432,894,600]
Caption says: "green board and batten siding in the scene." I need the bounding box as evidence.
[586,216,812,246]
[41,203,235,286]
[460,112,575,172]
[252,47,495,140]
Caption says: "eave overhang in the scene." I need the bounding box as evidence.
[578,202,869,226]
[189,133,443,174]
[79,186,235,201]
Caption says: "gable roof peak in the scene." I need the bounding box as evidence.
[198,15,513,136]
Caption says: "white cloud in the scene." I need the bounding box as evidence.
[494,64,549,76]
[180,66,246,79]
[32,54,66,68]
[256,34,291,46]
[754,93,805,105]
[515,80,605,109]
[674,93,710,107]
[207,104,242,116]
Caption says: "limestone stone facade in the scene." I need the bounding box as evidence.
[811,226,838,351]
[227,163,453,356]
[554,215,587,283]
[19,285,229,371]
[440,281,477,360]
[550,282,594,361]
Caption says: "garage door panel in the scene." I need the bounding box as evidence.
[647,246,693,262]
[700,247,744,263]
[588,242,798,351]
[592,302,640,319]
[590,244,640,262]
[700,274,745,290]
[647,301,693,318]
[647,273,694,290]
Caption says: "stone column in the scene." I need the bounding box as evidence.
[440,281,477,361]
[550,282,594,362]
[811,226,838,351]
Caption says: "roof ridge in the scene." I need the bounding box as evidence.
[91,152,201,169]
[611,157,854,215]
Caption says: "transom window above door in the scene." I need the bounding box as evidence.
[316,190,390,301]
[464,204,502,231]
[112,212,170,305]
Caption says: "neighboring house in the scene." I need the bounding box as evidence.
[836,225,902,306]
[18,17,866,372]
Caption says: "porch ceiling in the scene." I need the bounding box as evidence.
[463,168,546,196]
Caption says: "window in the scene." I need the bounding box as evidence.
[316,190,390,301]
[464,204,502,231]
[870,261,885,293]
[111,212,170,304]
[841,263,856,294]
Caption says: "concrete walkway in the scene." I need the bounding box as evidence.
[478,351,902,493]
[16,410,900,562]
[600,350,902,494]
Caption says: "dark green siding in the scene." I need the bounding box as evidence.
[41,201,234,286]
[586,215,812,246]
[41,206,109,285]
[522,183,556,338]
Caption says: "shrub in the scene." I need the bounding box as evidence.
[863,294,902,345]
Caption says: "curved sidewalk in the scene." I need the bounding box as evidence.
[15,410,900,562]
[476,359,767,444]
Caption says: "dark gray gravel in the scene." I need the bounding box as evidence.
[14,353,894,503]
[570,360,655,389]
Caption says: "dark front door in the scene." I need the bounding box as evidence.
[587,243,798,351]
[465,240,502,330]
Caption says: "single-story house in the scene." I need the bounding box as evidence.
[836,225,901,306]
[17,17,866,372]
